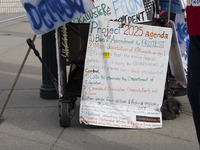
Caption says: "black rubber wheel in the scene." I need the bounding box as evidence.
[59,102,71,127]
[161,98,182,120]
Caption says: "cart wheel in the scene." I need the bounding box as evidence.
[161,98,182,120]
[59,102,71,127]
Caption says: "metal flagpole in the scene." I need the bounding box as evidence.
[0,35,36,123]
[179,0,186,18]
[168,0,172,22]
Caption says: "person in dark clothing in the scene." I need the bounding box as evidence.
[186,0,200,148]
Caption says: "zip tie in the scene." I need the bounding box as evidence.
[62,49,69,54]
[61,54,67,58]
[61,34,68,37]
[62,49,69,52]
[164,21,171,26]
[61,42,69,48]
[60,27,67,30]
[62,38,68,41]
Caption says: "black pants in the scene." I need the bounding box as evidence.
[187,35,200,145]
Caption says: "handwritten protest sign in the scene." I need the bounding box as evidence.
[80,19,172,128]
[20,0,94,36]
[73,0,147,23]
[175,13,188,75]
[168,21,187,87]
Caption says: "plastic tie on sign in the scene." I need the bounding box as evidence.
[164,21,171,26]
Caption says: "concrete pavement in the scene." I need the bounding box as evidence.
[0,17,199,150]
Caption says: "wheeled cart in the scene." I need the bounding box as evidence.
[27,20,184,128]
[57,20,184,127]
[26,22,90,127]
[57,23,90,127]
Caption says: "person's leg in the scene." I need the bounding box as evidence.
[187,35,200,145]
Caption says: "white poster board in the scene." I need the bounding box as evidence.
[80,19,172,129]
[73,0,148,23]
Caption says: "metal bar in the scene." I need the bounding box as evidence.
[0,14,27,23]
[168,0,172,22]
[0,35,36,121]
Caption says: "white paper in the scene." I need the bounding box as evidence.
[80,19,172,129]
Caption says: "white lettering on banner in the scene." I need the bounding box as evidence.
[80,19,172,129]
[20,0,94,36]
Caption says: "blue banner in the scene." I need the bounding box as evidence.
[160,0,182,14]
[21,0,94,36]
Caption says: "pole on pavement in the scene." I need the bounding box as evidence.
[0,35,36,123]
[40,30,58,100]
